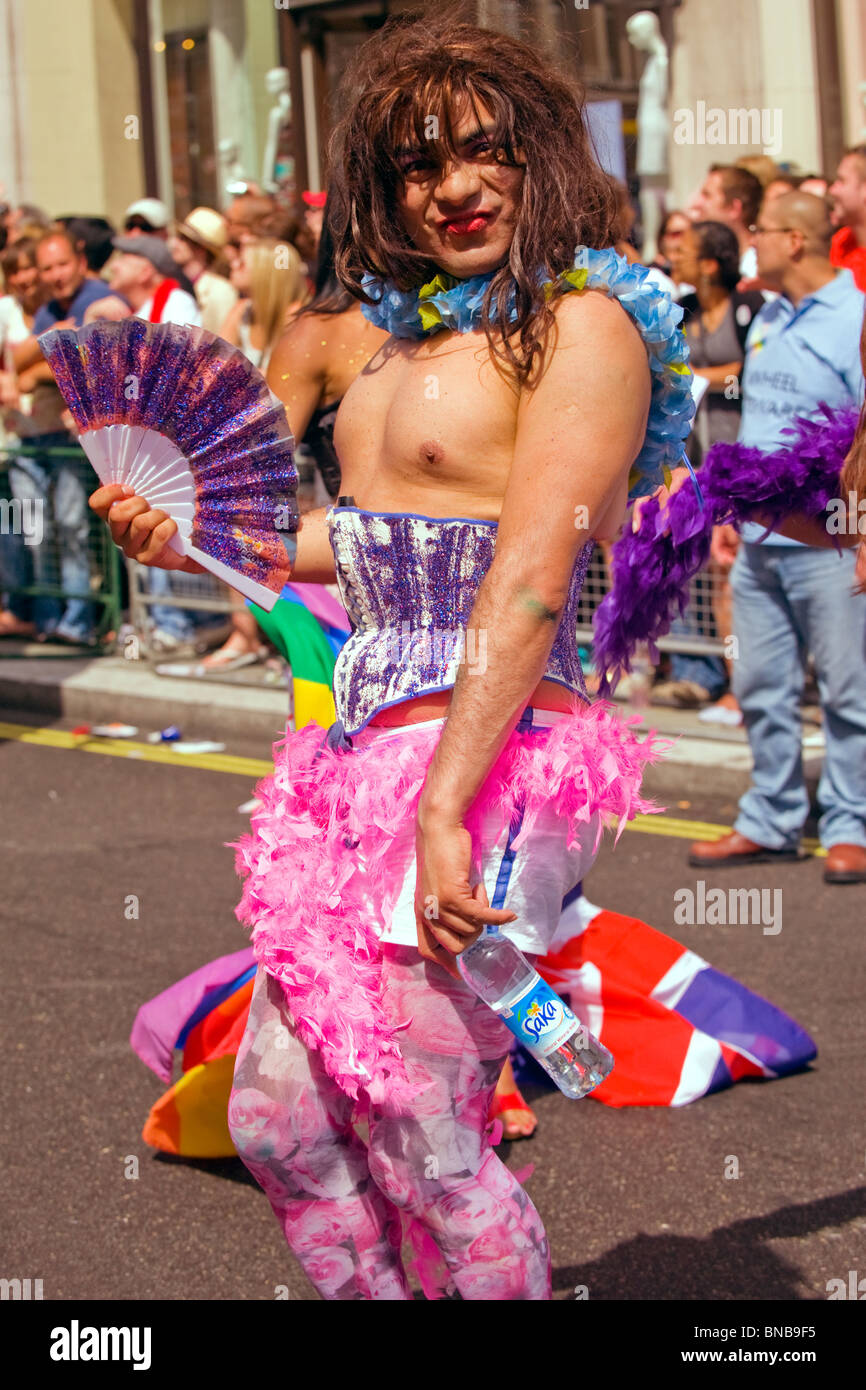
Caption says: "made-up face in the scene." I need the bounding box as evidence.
[393,98,525,281]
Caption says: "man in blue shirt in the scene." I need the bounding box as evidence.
[691,192,866,882]
[32,228,116,332]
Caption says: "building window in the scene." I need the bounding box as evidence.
[164,29,217,217]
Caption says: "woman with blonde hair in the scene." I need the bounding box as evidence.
[175,240,309,674]
[219,237,308,372]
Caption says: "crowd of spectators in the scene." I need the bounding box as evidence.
[0,187,323,648]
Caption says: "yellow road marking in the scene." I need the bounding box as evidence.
[0,721,272,778]
[627,810,824,857]
[0,719,826,855]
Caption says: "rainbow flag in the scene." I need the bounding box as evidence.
[132,898,817,1157]
[131,950,256,1157]
[248,582,350,730]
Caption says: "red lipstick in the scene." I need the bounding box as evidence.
[441,213,490,235]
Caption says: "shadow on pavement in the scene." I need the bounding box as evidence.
[553,1185,866,1299]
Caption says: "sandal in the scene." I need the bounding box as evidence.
[488,1089,538,1142]
[196,642,269,672]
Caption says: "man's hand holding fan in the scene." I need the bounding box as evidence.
[41,318,299,610]
[90,482,208,574]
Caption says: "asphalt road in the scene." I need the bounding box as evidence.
[2,711,865,1307]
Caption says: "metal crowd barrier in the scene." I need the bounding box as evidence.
[0,443,123,651]
[1,443,725,662]
[577,547,726,659]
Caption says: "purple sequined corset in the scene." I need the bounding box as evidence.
[328,507,593,734]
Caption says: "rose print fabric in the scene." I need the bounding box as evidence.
[228,947,551,1300]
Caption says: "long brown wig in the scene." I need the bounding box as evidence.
[327,12,617,382]
[841,301,866,504]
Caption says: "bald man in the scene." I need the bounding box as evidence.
[694,191,866,882]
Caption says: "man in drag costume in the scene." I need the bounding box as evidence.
[90,18,800,1300]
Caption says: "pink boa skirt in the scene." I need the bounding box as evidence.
[231,701,668,1109]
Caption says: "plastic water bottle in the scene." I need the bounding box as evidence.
[458,928,614,1099]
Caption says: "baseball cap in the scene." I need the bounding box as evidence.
[111,234,178,278]
[123,198,170,231]
[302,191,327,209]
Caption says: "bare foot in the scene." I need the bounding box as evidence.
[0,611,35,637]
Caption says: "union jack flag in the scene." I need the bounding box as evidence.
[524,887,817,1106]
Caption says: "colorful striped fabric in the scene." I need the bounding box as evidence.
[524,889,817,1106]
[131,894,817,1156]
[130,949,256,1157]
[247,582,350,732]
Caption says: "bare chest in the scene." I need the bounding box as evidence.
[333,330,520,514]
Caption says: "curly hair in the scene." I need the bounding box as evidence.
[327,12,617,382]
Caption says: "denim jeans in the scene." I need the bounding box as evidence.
[6,435,95,640]
[731,542,866,850]
[669,570,727,698]
[139,563,220,640]
[0,485,32,621]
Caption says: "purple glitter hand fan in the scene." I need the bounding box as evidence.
[39,318,297,610]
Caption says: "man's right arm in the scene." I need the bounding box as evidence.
[89,484,337,583]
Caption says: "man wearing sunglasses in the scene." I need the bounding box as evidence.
[694,192,866,882]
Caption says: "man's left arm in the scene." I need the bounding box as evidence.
[415,292,651,968]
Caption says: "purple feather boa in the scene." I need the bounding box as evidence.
[593,404,860,692]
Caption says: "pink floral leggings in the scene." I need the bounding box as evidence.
[228,945,551,1300]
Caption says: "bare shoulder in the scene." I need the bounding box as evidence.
[274,310,333,356]
[524,289,649,416]
[547,287,647,364]
[268,311,333,386]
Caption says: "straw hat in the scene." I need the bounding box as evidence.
[175,206,229,258]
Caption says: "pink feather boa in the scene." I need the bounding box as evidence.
[230,702,668,1109]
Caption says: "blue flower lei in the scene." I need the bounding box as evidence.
[361,245,699,502]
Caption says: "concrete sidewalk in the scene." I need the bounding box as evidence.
[0,646,825,798]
